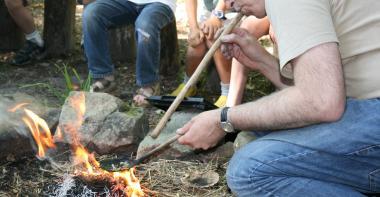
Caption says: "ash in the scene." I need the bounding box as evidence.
[47,174,112,197]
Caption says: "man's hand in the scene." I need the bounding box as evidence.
[177,110,226,150]
[220,28,269,71]
[201,16,223,41]
[188,27,205,47]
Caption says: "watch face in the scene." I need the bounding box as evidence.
[216,11,224,18]
[221,122,235,133]
[213,10,225,19]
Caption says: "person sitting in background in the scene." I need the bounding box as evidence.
[170,0,232,108]
[5,0,45,66]
[82,0,176,106]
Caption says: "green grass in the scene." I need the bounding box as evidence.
[58,63,92,94]
[19,63,92,104]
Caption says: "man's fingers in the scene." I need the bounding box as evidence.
[231,27,249,37]
[177,120,192,135]
[176,128,186,136]
[221,46,232,59]
[221,29,249,48]
[220,33,239,44]
[176,120,194,145]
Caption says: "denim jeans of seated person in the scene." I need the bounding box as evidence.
[227,98,380,197]
[82,0,174,86]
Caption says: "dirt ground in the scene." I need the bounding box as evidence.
[0,1,274,196]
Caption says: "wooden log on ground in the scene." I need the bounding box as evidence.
[43,0,76,57]
[108,19,179,76]
[0,1,24,52]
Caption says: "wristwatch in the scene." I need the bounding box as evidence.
[212,10,227,20]
[220,107,235,133]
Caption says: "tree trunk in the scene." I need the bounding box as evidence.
[0,1,24,52]
[158,20,179,76]
[109,26,136,63]
[109,19,179,76]
[43,0,76,57]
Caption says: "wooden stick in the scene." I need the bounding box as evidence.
[150,13,244,138]
[136,135,179,160]
[122,134,180,168]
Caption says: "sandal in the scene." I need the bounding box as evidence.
[133,83,160,107]
[90,75,116,93]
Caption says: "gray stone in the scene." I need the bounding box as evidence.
[57,91,148,155]
[0,93,60,159]
[137,110,201,159]
[209,142,234,160]
[91,110,149,154]
[58,91,123,143]
[233,131,257,151]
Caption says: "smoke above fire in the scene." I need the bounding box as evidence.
[0,100,16,125]
[0,100,30,137]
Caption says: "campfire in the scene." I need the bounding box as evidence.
[9,92,145,197]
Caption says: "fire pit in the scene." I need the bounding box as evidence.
[9,92,145,196]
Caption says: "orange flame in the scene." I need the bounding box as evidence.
[10,92,145,196]
[54,127,63,141]
[22,108,56,158]
[112,169,145,197]
[73,146,144,196]
[8,103,29,112]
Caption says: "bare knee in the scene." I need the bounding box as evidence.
[240,16,270,38]
[187,44,207,58]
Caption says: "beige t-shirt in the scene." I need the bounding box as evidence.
[265,0,380,99]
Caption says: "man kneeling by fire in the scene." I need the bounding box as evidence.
[176,0,380,196]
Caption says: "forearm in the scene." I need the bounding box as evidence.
[215,0,226,11]
[255,48,291,90]
[186,0,198,28]
[229,87,319,131]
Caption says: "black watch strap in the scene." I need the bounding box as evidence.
[221,107,229,122]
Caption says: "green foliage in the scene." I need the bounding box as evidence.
[20,64,92,104]
[58,64,92,95]
[19,83,67,104]
[245,71,275,99]
[120,102,144,117]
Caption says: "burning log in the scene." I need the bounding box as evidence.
[73,146,144,196]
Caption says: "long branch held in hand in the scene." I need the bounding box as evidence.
[150,13,244,139]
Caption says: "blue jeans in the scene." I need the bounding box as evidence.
[227,98,380,196]
[82,0,174,86]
